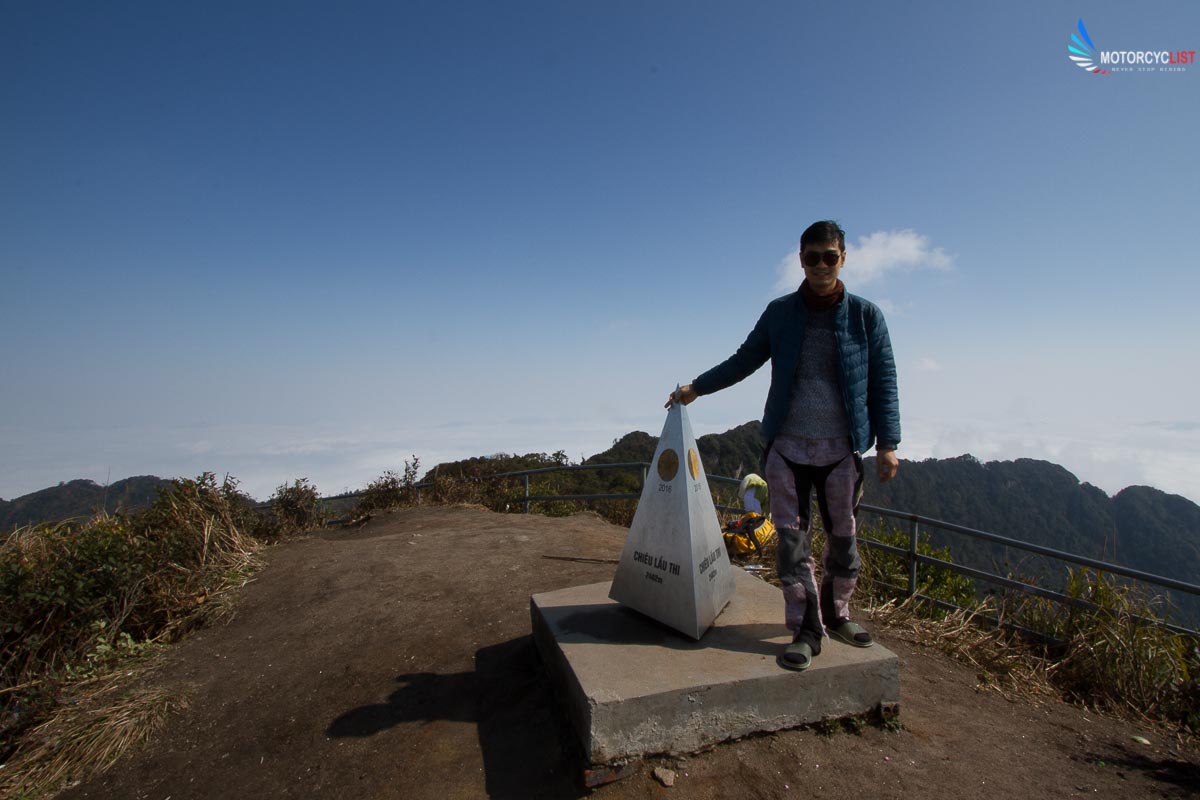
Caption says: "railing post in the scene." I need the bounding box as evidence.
[524,474,530,514]
[907,517,919,597]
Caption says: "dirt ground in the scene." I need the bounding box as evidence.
[58,505,1200,799]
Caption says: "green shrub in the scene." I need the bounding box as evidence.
[854,520,978,611]
[354,471,406,515]
[270,478,324,534]
[998,568,1200,730]
[354,457,423,516]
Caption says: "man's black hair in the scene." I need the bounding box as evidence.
[800,220,846,251]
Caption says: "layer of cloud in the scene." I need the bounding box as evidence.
[1139,420,1200,433]
[0,415,653,503]
[776,229,954,291]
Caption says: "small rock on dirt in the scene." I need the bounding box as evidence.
[654,767,677,787]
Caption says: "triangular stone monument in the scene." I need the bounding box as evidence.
[609,397,737,639]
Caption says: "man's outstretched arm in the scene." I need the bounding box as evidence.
[666,308,772,408]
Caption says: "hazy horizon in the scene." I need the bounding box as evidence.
[2,422,1196,507]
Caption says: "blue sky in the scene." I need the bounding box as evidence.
[3,1,1199,504]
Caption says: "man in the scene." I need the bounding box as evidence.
[666,220,900,671]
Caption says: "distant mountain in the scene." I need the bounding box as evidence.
[860,454,1200,626]
[586,421,765,482]
[584,431,658,465]
[422,423,766,502]
[1111,485,1200,583]
[860,455,1199,583]
[0,476,172,530]
[420,451,570,483]
[860,454,1119,568]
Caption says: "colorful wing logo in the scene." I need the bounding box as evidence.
[1068,19,1109,75]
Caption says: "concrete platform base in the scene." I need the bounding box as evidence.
[531,569,899,765]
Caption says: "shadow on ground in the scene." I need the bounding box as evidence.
[1077,744,1200,797]
[328,636,586,800]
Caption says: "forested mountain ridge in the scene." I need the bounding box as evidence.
[581,422,1200,590]
[859,454,1199,587]
[1111,485,1200,581]
[0,476,172,530]
[585,421,764,481]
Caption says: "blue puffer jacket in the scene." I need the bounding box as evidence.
[691,290,900,455]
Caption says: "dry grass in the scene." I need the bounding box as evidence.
[861,591,1200,748]
[866,595,1051,702]
[0,662,186,799]
[1,474,273,799]
[153,518,265,643]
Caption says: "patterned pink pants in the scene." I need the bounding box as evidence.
[766,435,864,650]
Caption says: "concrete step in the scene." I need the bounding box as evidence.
[531,568,899,765]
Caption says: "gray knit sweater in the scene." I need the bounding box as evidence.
[778,308,849,439]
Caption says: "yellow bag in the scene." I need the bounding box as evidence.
[722,512,777,556]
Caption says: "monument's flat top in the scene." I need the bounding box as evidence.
[533,569,898,701]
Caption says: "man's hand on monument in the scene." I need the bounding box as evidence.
[877,449,899,483]
[665,385,698,408]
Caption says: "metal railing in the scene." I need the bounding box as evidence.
[314,460,1200,637]
[853,503,1200,638]
[492,463,651,513]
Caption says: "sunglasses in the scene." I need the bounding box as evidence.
[802,249,843,268]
